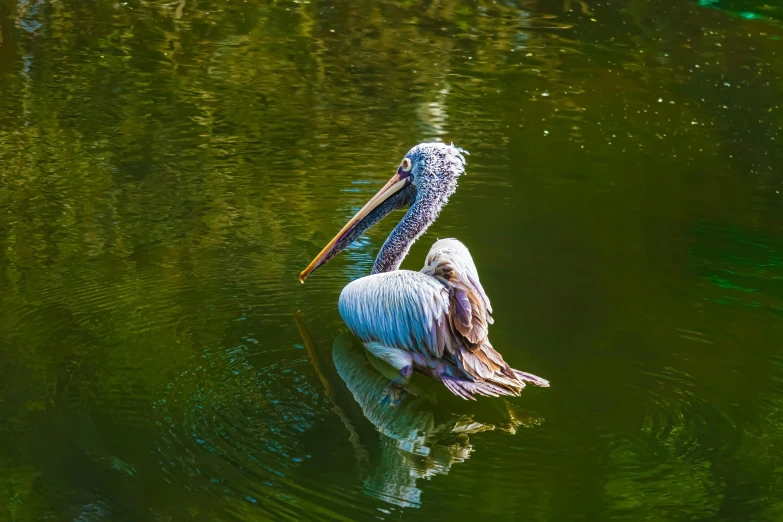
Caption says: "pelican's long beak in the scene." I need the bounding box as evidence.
[299,171,410,283]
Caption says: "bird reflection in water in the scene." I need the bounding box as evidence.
[295,312,543,508]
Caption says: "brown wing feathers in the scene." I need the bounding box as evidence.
[422,239,516,385]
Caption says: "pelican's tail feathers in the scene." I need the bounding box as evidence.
[440,375,520,401]
[510,368,550,388]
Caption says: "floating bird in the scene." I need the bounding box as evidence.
[299,143,549,400]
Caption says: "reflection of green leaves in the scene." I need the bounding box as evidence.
[705,275,757,293]
[689,224,783,313]
[697,0,780,22]
[0,465,46,521]
[605,437,722,518]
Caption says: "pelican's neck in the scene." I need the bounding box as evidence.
[371,150,462,274]
[371,200,438,274]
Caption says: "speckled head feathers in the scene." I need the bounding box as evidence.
[403,142,468,198]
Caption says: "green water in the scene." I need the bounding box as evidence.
[1,0,783,519]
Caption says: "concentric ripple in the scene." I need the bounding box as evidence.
[151,342,372,520]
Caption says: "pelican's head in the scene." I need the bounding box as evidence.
[403,142,468,203]
[299,142,467,282]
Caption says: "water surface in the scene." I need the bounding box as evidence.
[1,0,783,520]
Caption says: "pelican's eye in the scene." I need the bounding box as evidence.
[400,158,412,172]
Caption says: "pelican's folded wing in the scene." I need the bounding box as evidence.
[420,239,510,380]
[422,238,493,345]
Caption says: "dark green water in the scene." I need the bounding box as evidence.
[1,0,783,519]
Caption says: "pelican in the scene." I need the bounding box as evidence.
[299,142,549,400]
